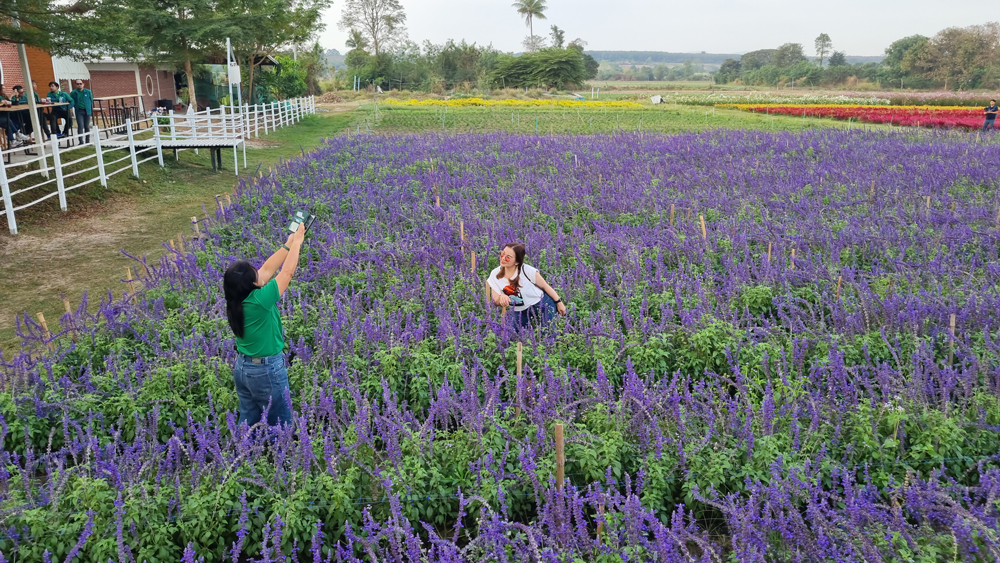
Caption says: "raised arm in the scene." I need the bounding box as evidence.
[275,222,305,295]
[256,228,301,285]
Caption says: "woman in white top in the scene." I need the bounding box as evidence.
[487,242,567,328]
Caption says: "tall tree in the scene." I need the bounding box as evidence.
[338,0,407,56]
[774,43,806,68]
[918,23,1000,89]
[814,33,832,67]
[512,0,546,40]
[0,0,136,58]
[827,51,847,67]
[549,24,564,49]
[225,0,329,104]
[883,35,928,78]
[129,0,230,112]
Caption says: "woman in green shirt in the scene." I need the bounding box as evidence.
[224,222,305,426]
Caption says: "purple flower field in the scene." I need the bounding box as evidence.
[4,129,1000,562]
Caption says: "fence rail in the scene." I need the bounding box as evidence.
[0,95,316,235]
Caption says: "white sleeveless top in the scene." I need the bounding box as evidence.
[487,264,543,311]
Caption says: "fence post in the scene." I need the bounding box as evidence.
[231,110,239,176]
[0,159,16,234]
[51,137,66,210]
[153,117,164,167]
[126,119,140,178]
[93,126,107,187]
[263,102,270,134]
[169,109,177,141]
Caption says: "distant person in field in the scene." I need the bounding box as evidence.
[223,222,305,426]
[488,242,567,328]
[984,99,998,132]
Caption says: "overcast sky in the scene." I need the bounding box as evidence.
[317,0,987,56]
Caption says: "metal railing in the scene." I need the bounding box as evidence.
[0,95,316,235]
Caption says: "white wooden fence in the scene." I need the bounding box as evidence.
[1,96,316,235]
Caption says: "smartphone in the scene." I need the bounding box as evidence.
[288,210,314,233]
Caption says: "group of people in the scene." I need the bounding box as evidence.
[223,236,566,427]
[0,80,93,148]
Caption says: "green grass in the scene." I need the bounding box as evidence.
[353,103,886,135]
[0,111,354,356]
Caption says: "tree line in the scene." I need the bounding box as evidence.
[335,0,597,91]
[714,23,1000,89]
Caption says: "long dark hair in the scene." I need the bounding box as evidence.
[495,242,526,288]
[224,261,258,338]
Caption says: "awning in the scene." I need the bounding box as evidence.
[52,57,91,81]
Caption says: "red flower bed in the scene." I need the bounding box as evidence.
[735,105,989,129]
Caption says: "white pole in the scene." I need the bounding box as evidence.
[0,158,16,234]
[242,103,247,166]
[14,19,47,179]
[126,119,139,178]
[51,137,66,210]
[93,126,107,187]
[153,117,164,167]
[263,102,269,134]
[232,111,238,174]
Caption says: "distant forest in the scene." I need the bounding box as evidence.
[585,51,884,66]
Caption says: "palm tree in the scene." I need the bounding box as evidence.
[346,28,369,51]
[512,0,547,39]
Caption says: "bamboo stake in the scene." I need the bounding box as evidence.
[767,242,772,265]
[699,215,707,241]
[36,312,52,351]
[555,423,565,490]
[62,297,76,343]
[470,251,476,273]
[949,313,957,364]
[177,234,185,254]
[869,180,875,204]
[686,208,692,221]
[515,342,522,417]
[925,195,930,217]
[460,220,464,243]
[435,195,440,208]
[836,275,843,299]
[790,248,796,269]
[225,193,232,207]
[191,216,200,237]
[597,503,605,541]
[125,267,137,297]
[669,204,675,226]
[217,196,225,215]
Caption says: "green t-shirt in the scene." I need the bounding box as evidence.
[235,278,284,357]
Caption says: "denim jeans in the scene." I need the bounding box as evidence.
[75,109,90,143]
[233,352,292,426]
[984,119,996,132]
[515,294,557,329]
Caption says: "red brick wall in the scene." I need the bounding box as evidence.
[0,43,54,93]
[137,67,176,110]
[89,70,138,98]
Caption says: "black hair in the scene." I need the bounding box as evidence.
[224,261,258,338]
[12,85,22,91]
[48,81,58,88]
[992,99,996,103]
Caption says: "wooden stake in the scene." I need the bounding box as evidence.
[125,267,137,297]
[217,197,225,215]
[470,251,476,273]
[36,312,52,350]
[191,216,200,238]
[460,220,464,243]
[669,204,675,226]
[62,297,76,343]
[554,423,565,490]
[995,207,1000,229]
[177,234,185,254]
[225,193,232,207]
[767,242,772,265]
[597,503,605,541]
[790,248,796,269]
[950,201,955,212]
[869,180,875,204]
[485,281,491,305]
[686,208,691,221]
[435,195,440,208]
[925,195,930,217]
[699,215,707,241]
[515,342,522,417]
[949,313,957,364]
[836,275,843,299]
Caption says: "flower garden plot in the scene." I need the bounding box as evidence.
[6,130,1000,561]
[726,103,987,129]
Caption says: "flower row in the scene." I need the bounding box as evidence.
[724,104,988,129]
[383,97,644,109]
[663,93,891,106]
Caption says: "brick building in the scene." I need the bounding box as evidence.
[0,42,56,91]
[86,59,178,112]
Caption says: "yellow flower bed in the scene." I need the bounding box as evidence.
[384,98,644,109]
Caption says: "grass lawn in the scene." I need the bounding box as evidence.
[351,103,886,134]
[0,110,355,356]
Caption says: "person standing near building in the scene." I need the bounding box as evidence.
[69,79,93,143]
[984,100,999,132]
[46,82,73,138]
